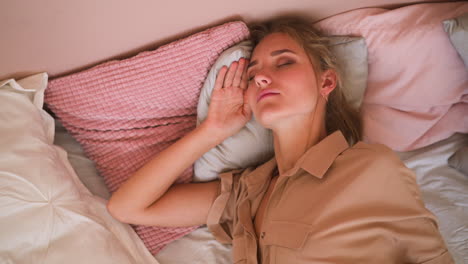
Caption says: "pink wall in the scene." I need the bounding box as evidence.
[0,0,444,80]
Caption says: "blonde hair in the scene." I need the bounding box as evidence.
[249,16,362,146]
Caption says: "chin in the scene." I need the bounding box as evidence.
[253,109,283,129]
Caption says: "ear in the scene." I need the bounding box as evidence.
[319,69,337,98]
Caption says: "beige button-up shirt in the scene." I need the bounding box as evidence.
[207,131,453,263]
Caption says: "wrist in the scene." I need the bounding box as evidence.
[197,121,227,146]
[195,122,226,148]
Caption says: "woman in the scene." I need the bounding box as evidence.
[107,17,453,263]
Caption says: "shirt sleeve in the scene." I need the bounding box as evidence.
[375,144,454,263]
[388,217,454,263]
[206,169,244,244]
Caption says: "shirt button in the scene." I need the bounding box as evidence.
[261,232,265,239]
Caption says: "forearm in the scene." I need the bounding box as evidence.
[108,58,250,220]
[108,123,222,215]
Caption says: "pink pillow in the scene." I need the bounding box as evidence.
[45,21,249,255]
[315,2,468,151]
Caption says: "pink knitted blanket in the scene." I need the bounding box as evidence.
[45,21,250,255]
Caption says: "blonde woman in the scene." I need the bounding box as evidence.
[108,17,452,263]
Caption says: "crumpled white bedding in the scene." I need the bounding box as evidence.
[155,225,232,263]
[395,133,468,264]
[54,120,111,200]
[55,117,468,263]
[54,120,233,263]
[0,74,159,264]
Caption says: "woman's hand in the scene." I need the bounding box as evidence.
[202,58,252,142]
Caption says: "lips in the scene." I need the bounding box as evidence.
[257,89,280,102]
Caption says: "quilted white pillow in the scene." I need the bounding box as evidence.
[194,37,368,181]
[0,73,158,264]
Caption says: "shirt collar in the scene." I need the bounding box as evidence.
[245,130,350,187]
[285,130,350,178]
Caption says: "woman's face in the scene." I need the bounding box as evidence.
[246,32,321,129]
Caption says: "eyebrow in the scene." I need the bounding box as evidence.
[247,49,297,69]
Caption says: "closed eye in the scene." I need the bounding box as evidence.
[248,73,256,81]
[248,59,295,81]
[278,60,294,67]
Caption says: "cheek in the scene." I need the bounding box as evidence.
[283,71,317,96]
[246,86,257,108]
[245,85,270,122]
[283,75,320,111]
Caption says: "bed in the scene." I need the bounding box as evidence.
[1,1,467,263]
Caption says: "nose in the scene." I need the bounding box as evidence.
[254,72,271,88]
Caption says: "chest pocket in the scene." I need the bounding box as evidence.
[262,222,310,263]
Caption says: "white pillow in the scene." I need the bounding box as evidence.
[329,36,368,109]
[0,73,159,264]
[194,37,368,181]
[194,41,274,182]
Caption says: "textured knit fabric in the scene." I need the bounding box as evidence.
[207,131,453,263]
[44,21,250,254]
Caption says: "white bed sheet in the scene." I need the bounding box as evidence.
[54,120,110,200]
[155,225,232,264]
[56,118,468,263]
[396,133,468,264]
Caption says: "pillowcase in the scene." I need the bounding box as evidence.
[194,36,368,181]
[443,13,468,68]
[330,36,368,109]
[194,41,273,182]
[315,2,468,151]
[0,73,158,264]
[44,21,250,255]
